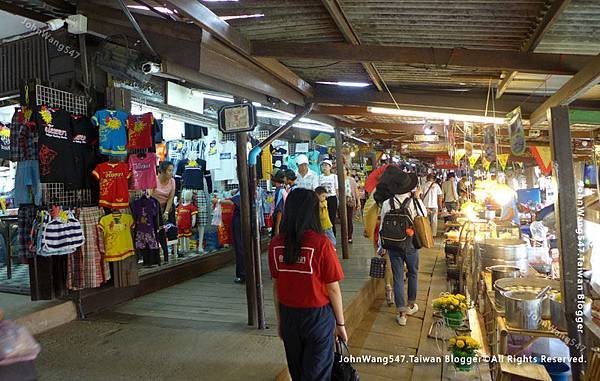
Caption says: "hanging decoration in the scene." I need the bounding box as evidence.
[482,157,491,171]
[469,152,481,168]
[521,146,552,175]
[506,107,526,156]
[497,153,510,171]
[483,125,496,162]
[464,122,474,157]
[446,123,456,158]
[454,148,466,165]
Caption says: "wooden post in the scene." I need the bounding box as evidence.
[548,106,583,380]
[248,164,266,329]
[335,127,350,259]
[236,132,256,326]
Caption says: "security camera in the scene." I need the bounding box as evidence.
[141,62,161,74]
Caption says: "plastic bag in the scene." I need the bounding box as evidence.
[0,321,41,366]
[211,202,222,226]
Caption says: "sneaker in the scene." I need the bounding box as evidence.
[406,304,419,316]
[385,287,394,306]
[234,277,245,284]
[396,314,407,326]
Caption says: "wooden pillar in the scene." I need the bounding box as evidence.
[236,132,256,326]
[548,106,583,380]
[335,128,350,259]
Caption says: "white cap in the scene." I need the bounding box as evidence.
[296,154,309,165]
[321,159,333,167]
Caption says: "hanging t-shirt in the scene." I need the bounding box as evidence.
[308,150,321,175]
[261,144,273,181]
[178,158,213,192]
[98,213,135,262]
[0,123,10,159]
[35,105,79,187]
[213,141,237,181]
[92,162,131,208]
[127,112,154,149]
[205,139,221,171]
[155,143,167,163]
[92,109,129,156]
[129,153,158,190]
[318,174,338,197]
[176,203,198,237]
[71,114,99,189]
[131,196,160,250]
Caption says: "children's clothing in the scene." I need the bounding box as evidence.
[129,153,158,190]
[98,213,135,262]
[92,162,131,208]
[127,112,154,149]
[92,109,128,156]
[176,203,198,237]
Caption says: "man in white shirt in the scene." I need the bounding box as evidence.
[295,154,318,190]
[441,172,459,215]
[421,174,443,237]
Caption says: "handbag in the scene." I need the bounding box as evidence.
[369,256,386,278]
[331,339,359,381]
[412,197,435,249]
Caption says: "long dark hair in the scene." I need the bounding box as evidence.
[280,188,322,264]
[373,165,406,205]
[158,160,174,174]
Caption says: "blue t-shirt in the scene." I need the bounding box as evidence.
[92,109,128,156]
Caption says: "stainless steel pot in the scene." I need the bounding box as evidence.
[550,297,593,331]
[477,239,529,273]
[503,290,544,330]
[488,265,521,307]
[494,278,559,318]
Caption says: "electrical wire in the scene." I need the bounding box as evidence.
[285,61,342,69]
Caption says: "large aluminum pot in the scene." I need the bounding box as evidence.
[503,290,544,330]
[494,277,560,318]
[550,297,592,331]
[478,239,529,273]
[488,265,521,307]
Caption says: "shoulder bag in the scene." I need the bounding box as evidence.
[412,197,435,249]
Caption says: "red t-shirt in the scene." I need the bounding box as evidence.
[268,230,344,308]
[127,112,154,149]
[176,203,198,237]
[92,162,131,208]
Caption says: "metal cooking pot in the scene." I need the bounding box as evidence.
[550,297,592,331]
[477,239,529,273]
[503,290,544,330]
[488,265,521,307]
[494,278,558,318]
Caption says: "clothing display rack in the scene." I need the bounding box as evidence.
[40,183,92,207]
[35,84,88,115]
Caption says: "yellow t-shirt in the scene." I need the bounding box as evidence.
[98,213,135,262]
[320,200,333,230]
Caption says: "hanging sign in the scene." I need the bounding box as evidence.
[483,125,496,162]
[498,153,510,171]
[506,107,526,156]
[469,152,480,168]
[218,104,257,133]
[529,146,552,175]
[435,155,457,169]
[482,157,491,171]
[464,122,474,156]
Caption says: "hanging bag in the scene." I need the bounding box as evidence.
[331,338,360,381]
[412,197,435,249]
[369,256,386,278]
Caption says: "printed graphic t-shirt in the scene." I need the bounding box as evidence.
[268,230,344,308]
[127,112,154,149]
[213,141,236,181]
[0,123,10,159]
[98,213,135,262]
[71,114,99,189]
[35,106,78,186]
[92,162,131,208]
[176,203,198,237]
[129,153,158,190]
[205,139,221,171]
[318,174,338,197]
[92,109,129,156]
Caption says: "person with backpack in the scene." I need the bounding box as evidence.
[421,174,443,237]
[374,165,425,326]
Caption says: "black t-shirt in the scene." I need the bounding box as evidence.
[71,114,100,190]
[0,123,10,160]
[180,158,213,192]
[35,106,78,187]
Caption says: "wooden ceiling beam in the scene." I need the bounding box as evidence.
[498,0,572,99]
[252,41,592,75]
[0,2,53,22]
[530,53,600,126]
[165,0,312,97]
[320,0,384,91]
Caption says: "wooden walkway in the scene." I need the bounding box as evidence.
[348,244,445,381]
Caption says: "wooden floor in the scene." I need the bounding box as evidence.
[348,243,446,381]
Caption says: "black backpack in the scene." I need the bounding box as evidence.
[380,196,419,251]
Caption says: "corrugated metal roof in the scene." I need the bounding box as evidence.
[535,0,600,54]
[280,59,371,83]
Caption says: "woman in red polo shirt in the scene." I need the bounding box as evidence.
[268,188,347,381]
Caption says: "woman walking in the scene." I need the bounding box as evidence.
[269,189,347,381]
[374,165,424,326]
[344,167,360,244]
